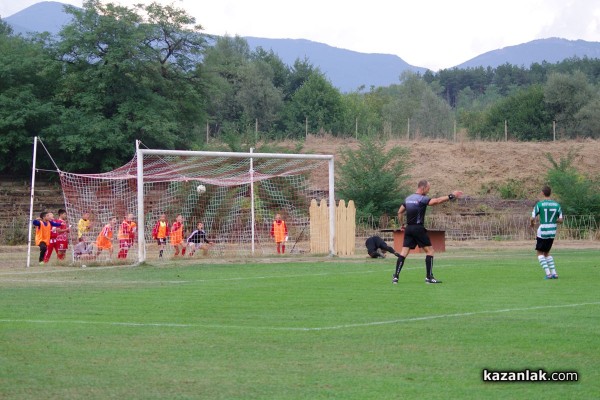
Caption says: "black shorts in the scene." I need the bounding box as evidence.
[156,238,167,246]
[403,225,431,249]
[535,237,554,253]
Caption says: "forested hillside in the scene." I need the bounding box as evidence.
[2,1,600,178]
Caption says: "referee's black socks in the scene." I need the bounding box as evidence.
[426,255,434,279]
[394,255,405,278]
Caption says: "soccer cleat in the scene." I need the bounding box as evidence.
[544,275,553,280]
[392,276,398,285]
[39,261,44,265]
[552,274,558,279]
[425,277,442,284]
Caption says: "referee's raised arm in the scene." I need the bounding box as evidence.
[428,190,463,206]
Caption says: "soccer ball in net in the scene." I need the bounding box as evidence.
[196,184,206,194]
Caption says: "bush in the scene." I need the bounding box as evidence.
[497,179,528,199]
[336,138,410,220]
[3,218,28,245]
[545,150,600,223]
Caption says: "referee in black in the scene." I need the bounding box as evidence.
[393,179,463,284]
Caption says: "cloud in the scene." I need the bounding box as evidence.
[538,1,600,40]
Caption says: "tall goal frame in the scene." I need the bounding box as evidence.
[135,143,336,262]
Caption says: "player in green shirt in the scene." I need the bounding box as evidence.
[530,186,563,279]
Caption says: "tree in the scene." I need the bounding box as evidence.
[284,58,318,101]
[550,56,600,85]
[380,74,422,137]
[456,84,503,111]
[414,89,454,139]
[203,35,251,126]
[544,71,594,138]
[380,72,453,139]
[341,87,384,138]
[493,63,531,95]
[251,47,289,90]
[574,98,600,138]
[139,2,208,76]
[49,0,209,171]
[203,36,290,140]
[283,73,345,136]
[337,139,410,220]
[476,85,552,141]
[235,61,284,133]
[434,66,493,107]
[0,27,61,173]
[0,18,13,36]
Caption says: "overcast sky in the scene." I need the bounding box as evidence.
[2,0,599,70]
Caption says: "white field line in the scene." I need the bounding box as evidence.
[299,302,600,331]
[1,302,598,332]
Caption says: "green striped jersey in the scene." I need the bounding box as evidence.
[532,199,563,239]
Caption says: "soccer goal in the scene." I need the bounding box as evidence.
[53,141,335,264]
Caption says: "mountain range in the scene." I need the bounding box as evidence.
[4,1,600,92]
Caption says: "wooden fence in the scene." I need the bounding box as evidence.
[309,199,356,255]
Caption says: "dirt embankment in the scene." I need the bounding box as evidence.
[296,136,600,199]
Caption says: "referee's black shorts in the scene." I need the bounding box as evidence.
[403,224,431,249]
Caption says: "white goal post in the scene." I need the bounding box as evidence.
[135,144,336,262]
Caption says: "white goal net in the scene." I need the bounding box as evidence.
[57,144,335,264]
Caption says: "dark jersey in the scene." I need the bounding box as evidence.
[403,193,431,225]
[365,236,396,256]
[187,229,209,244]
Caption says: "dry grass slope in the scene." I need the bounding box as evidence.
[295,136,600,198]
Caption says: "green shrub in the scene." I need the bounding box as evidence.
[4,218,28,245]
[498,179,527,199]
[337,138,410,220]
[545,150,600,224]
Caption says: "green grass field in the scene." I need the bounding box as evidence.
[1,248,599,399]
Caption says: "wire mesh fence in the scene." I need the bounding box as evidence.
[354,214,600,245]
[2,213,599,247]
[0,213,600,245]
